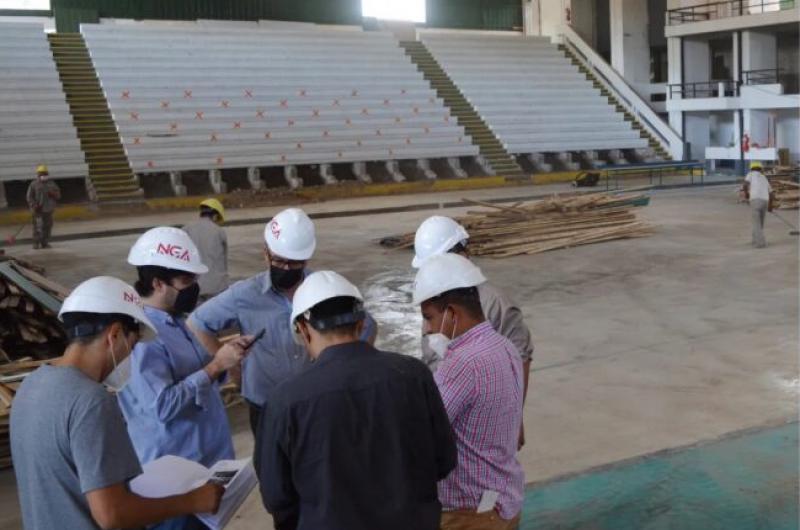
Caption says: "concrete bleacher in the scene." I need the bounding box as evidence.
[81,23,477,185]
[420,31,649,162]
[0,22,88,183]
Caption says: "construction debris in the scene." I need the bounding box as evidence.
[379,192,654,258]
[0,257,68,468]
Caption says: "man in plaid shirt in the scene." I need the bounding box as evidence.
[413,253,525,530]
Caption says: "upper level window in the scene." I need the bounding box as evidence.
[362,0,426,23]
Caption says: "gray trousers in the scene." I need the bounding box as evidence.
[32,212,53,246]
[751,199,768,248]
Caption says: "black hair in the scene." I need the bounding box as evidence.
[431,286,484,319]
[134,265,187,297]
[200,206,219,219]
[300,296,364,336]
[448,240,469,254]
[61,311,139,345]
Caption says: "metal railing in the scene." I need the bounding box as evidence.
[742,68,783,85]
[668,80,740,98]
[667,0,795,25]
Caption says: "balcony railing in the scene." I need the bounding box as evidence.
[742,68,783,85]
[668,80,740,98]
[667,0,796,25]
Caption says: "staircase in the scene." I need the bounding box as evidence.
[400,40,527,180]
[48,33,144,203]
[559,45,671,161]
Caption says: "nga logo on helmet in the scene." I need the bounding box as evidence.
[123,290,142,306]
[270,220,282,240]
[156,242,191,262]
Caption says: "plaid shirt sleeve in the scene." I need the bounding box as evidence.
[434,355,476,423]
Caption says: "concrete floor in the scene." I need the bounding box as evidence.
[0,184,797,529]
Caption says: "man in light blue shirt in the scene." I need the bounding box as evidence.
[120,226,254,530]
[189,208,377,435]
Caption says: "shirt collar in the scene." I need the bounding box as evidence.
[143,305,179,328]
[316,341,373,364]
[447,321,494,353]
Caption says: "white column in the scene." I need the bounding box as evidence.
[667,36,684,135]
[610,0,650,95]
[741,29,777,73]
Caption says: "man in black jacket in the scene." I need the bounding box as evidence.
[256,270,457,530]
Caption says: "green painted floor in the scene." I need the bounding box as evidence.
[522,423,799,530]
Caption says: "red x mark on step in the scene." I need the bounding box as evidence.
[147,160,155,168]
[298,89,307,97]
[133,137,141,145]
[129,112,139,120]
[312,109,320,117]
[256,110,265,119]
[121,90,131,99]
[170,122,179,131]
[221,100,230,108]
[280,99,288,107]
[210,133,218,142]
[264,132,272,139]
[233,121,241,129]
[160,101,170,109]
[195,112,204,120]
[244,89,253,98]
[287,120,295,127]
[216,157,224,165]
[352,89,359,97]
[332,99,340,106]
[184,90,193,98]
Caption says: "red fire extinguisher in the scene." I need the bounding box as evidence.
[742,133,750,153]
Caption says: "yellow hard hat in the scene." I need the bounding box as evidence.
[750,161,763,170]
[36,164,48,174]
[200,198,225,221]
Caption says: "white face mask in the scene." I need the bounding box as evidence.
[104,336,132,392]
[424,308,457,360]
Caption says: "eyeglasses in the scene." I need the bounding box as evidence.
[269,256,306,270]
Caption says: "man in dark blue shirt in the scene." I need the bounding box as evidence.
[256,271,457,530]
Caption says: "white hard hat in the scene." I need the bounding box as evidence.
[59,276,157,338]
[264,208,316,261]
[413,253,486,305]
[127,226,208,274]
[412,215,470,268]
[290,271,363,344]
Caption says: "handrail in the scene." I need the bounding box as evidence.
[668,79,740,98]
[667,0,795,25]
[559,24,684,160]
[742,68,784,85]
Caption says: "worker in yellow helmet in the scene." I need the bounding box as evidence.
[26,164,61,249]
[182,198,229,299]
[742,161,774,248]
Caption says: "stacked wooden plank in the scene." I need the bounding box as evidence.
[766,166,800,210]
[0,257,68,469]
[380,192,653,258]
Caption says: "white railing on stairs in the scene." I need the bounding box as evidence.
[557,25,685,161]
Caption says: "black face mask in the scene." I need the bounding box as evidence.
[171,282,200,314]
[270,267,304,290]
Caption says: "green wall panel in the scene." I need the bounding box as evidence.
[50,0,361,32]
[427,0,522,31]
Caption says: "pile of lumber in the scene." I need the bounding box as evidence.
[380,192,653,258]
[765,166,799,210]
[0,257,68,362]
[0,256,68,469]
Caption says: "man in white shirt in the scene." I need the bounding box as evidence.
[743,162,773,248]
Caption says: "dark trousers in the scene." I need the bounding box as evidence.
[247,400,263,437]
[32,212,53,246]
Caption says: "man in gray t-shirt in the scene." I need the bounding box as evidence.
[12,365,142,529]
[10,275,224,530]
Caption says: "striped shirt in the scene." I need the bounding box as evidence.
[434,321,525,520]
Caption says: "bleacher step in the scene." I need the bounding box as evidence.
[48,32,143,203]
